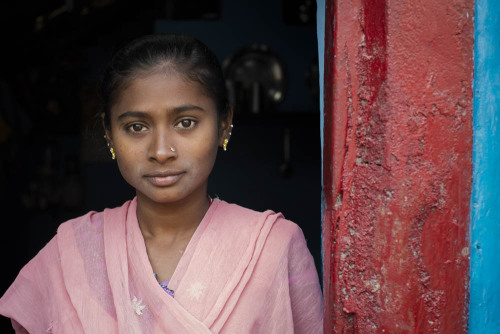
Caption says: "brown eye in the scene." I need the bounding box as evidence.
[126,123,147,133]
[181,119,192,128]
[177,119,197,129]
[132,124,143,132]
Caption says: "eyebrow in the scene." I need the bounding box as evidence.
[117,104,205,121]
[117,111,147,121]
[173,104,205,113]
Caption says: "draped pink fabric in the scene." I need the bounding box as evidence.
[0,198,323,333]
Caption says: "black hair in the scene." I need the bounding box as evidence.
[99,34,229,130]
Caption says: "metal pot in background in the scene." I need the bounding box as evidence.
[223,44,287,115]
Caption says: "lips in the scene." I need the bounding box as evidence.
[144,170,185,187]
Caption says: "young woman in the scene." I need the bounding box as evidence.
[0,34,323,333]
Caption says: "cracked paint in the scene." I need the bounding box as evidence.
[321,0,473,332]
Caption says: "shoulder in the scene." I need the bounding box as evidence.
[218,201,314,271]
[57,198,134,235]
[214,198,303,247]
[212,199,276,221]
[14,199,134,275]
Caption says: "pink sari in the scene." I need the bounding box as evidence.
[0,198,323,333]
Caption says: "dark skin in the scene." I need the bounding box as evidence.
[140,192,209,283]
[104,72,233,282]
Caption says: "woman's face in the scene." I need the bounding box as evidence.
[106,72,230,205]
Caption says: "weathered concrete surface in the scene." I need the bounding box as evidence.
[321,0,473,332]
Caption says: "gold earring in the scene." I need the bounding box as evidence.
[105,135,115,160]
[223,138,229,151]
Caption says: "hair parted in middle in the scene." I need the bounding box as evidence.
[99,34,230,130]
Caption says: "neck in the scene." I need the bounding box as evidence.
[136,189,210,240]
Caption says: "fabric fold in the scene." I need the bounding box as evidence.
[0,198,324,333]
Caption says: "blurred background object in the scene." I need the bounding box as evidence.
[0,1,320,330]
[224,44,287,115]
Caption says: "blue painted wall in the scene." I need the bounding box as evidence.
[469,0,500,332]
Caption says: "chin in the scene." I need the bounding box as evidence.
[136,189,183,204]
[154,194,187,204]
[135,178,208,205]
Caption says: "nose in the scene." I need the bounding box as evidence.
[148,128,177,164]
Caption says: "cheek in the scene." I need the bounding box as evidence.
[190,132,219,172]
[114,145,144,183]
[195,139,218,164]
[115,156,136,184]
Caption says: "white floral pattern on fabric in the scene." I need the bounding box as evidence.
[46,321,55,333]
[186,282,205,301]
[131,296,146,315]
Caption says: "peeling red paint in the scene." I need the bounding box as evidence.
[322,0,473,333]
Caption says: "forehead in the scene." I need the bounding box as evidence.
[111,72,215,115]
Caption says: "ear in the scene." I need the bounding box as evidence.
[218,108,234,147]
[101,113,113,143]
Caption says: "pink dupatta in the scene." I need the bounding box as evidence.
[0,198,323,333]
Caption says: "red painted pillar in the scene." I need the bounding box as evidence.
[321,0,473,332]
